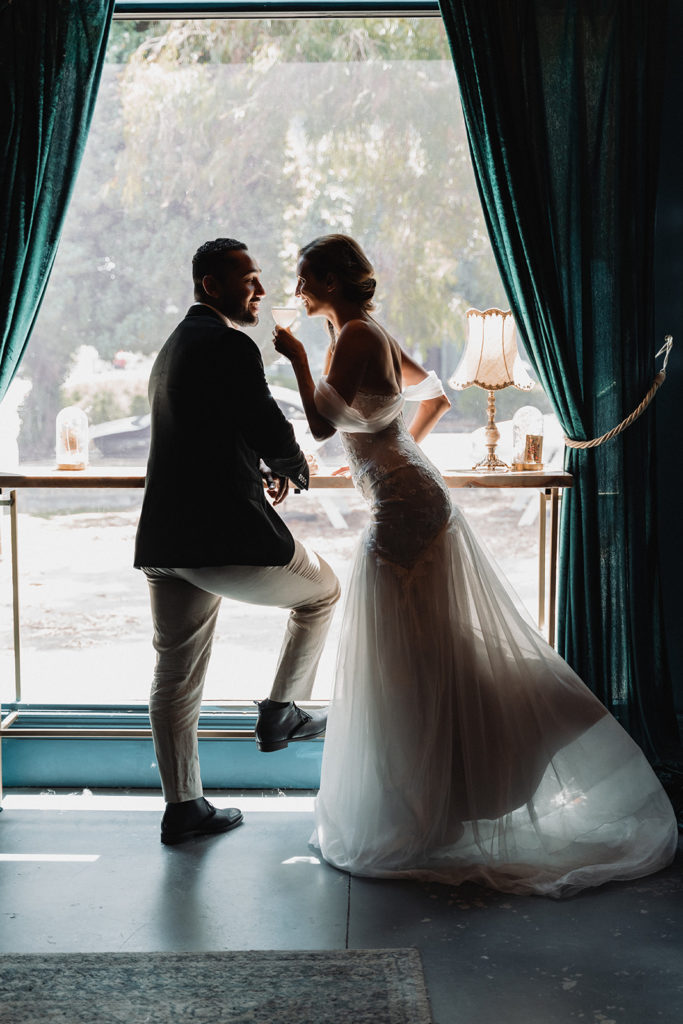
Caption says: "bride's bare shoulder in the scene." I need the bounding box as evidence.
[338,317,377,334]
[338,318,393,347]
[334,319,401,393]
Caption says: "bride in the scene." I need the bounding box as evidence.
[272,233,677,897]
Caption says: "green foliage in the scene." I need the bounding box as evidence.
[130,392,151,416]
[106,20,161,62]
[121,18,450,66]
[60,376,149,426]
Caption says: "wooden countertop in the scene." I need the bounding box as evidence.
[0,466,573,489]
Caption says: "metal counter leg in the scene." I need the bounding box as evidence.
[548,487,560,649]
[10,490,21,701]
[538,490,547,633]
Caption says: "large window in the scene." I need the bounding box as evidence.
[0,15,558,707]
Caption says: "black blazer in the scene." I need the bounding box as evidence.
[134,305,309,568]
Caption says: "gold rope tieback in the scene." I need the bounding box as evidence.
[564,335,673,450]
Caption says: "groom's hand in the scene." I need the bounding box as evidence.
[261,465,285,504]
[266,474,289,505]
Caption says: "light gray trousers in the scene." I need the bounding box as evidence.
[143,540,340,803]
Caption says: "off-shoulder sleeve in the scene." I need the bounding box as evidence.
[314,378,405,434]
[402,370,446,402]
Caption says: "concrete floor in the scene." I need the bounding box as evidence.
[1,790,681,1024]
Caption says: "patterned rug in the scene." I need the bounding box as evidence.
[0,948,432,1023]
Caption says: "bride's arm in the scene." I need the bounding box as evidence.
[273,321,372,441]
[400,347,451,443]
[273,328,336,441]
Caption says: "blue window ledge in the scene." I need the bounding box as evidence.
[1,705,322,789]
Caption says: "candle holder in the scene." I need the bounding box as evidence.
[56,406,89,470]
[512,405,544,470]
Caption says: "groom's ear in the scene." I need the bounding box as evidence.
[202,273,219,299]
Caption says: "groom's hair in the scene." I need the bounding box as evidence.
[192,238,248,299]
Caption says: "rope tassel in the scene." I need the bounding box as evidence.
[564,335,674,449]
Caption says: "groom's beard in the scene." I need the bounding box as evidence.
[231,301,260,326]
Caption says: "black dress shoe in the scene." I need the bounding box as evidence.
[255,700,327,752]
[160,797,243,845]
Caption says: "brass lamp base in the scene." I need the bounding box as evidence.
[473,452,510,472]
[472,389,509,472]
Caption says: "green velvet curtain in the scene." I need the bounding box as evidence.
[0,0,114,403]
[438,0,681,773]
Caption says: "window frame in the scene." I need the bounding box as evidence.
[5,1,534,792]
[113,1,442,18]
[3,1,445,791]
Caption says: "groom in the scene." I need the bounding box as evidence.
[134,237,340,845]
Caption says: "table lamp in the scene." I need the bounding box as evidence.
[449,308,533,471]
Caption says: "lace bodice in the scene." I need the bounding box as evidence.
[314,380,451,567]
[339,390,439,493]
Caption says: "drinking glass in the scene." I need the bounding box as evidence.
[271,307,299,364]
[271,307,298,329]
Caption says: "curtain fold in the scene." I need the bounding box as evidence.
[438,0,681,776]
[0,0,114,403]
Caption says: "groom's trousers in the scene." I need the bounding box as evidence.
[142,540,340,803]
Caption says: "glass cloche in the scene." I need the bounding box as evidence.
[56,406,89,470]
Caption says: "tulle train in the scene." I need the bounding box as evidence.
[312,508,677,897]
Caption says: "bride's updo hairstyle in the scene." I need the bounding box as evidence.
[299,234,376,312]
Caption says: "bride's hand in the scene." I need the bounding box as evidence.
[273,325,306,364]
[331,465,351,478]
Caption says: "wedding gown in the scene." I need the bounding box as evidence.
[311,373,677,897]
